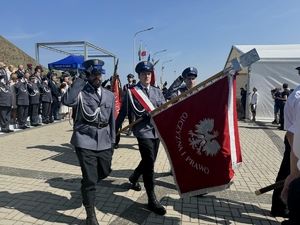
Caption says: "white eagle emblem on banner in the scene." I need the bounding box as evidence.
[188,118,221,156]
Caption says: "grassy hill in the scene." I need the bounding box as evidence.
[0,35,48,73]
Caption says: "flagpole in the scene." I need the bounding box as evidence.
[133,27,154,74]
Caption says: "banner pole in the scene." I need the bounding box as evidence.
[255,180,285,195]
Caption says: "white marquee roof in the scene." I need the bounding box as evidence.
[224,44,300,74]
[233,44,300,59]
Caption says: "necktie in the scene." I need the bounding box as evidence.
[95,88,101,101]
[144,88,149,98]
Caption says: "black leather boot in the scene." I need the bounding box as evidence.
[85,207,99,225]
[147,191,166,215]
[129,171,141,191]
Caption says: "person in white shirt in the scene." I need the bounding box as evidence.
[249,87,259,121]
[7,65,14,81]
[280,103,300,225]
[277,66,300,224]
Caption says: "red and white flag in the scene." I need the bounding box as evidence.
[151,75,242,197]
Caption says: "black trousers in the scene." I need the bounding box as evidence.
[17,105,29,127]
[50,98,59,121]
[288,177,300,224]
[271,135,291,214]
[30,103,40,125]
[135,138,160,194]
[42,102,51,123]
[75,147,113,207]
[279,104,285,129]
[0,106,12,130]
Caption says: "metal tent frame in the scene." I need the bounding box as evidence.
[35,41,116,68]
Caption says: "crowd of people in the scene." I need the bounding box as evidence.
[0,62,72,133]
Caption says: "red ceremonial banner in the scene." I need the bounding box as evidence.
[111,76,122,118]
[151,75,242,197]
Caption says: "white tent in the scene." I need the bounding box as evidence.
[224,44,300,121]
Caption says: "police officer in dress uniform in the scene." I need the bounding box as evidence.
[48,72,61,122]
[166,67,198,100]
[62,59,115,225]
[27,74,41,126]
[14,73,30,129]
[116,61,167,215]
[39,77,52,124]
[122,73,135,136]
[0,73,14,133]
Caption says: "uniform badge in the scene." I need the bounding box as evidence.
[143,61,148,65]
[94,60,99,65]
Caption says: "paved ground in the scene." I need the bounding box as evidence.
[0,119,289,225]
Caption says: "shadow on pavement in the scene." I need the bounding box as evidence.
[0,190,84,224]
[26,143,80,167]
[46,177,151,225]
[164,196,281,225]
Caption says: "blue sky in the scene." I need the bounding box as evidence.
[2,0,300,87]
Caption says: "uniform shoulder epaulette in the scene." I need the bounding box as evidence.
[151,85,160,89]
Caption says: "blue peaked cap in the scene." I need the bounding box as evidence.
[135,61,153,74]
[82,59,105,75]
[182,67,198,78]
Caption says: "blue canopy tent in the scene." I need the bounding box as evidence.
[48,55,84,70]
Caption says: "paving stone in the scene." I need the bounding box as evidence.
[0,120,286,224]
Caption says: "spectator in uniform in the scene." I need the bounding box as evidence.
[116,61,167,215]
[166,67,197,100]
[14,73,30,129]
[10,73,18,124]
[62,59,115,225]
[0,72,14,133]
[39,77,52,124]
[48,72,61,122]
[27,74,41,126]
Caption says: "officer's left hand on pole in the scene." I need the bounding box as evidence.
[142,111,151,120]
